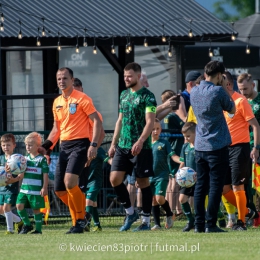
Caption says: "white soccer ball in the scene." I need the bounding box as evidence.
[0,166,7,187]
[7,154,27,175]
[176,167,196,188]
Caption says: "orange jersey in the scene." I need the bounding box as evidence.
[53,89,96,141]
[224,91,254,146]
[88,111,103,141]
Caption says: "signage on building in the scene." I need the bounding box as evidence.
[226,68,248,76]
[64,51,89,67]
[210,47,223,62]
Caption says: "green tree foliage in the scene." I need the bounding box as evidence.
[213,0,255,21]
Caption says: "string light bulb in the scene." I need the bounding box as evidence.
[231,32,236,41]
[83,28,87,47]
[128,42,132,52]
[76,44,79,53]
[18,29,22,39]
[246,45,250,54]
[111,45,116,54]
[18,20,22,39]
[36,37,41,46]
[57,41,61,51]
[125,44,130,54]
[83,37,87,47]
[93,36,97,54]
[246,36,250,54]
[209,47,213,57]
[41,18,46,37]
[144,38,148,47]
[188,20,193,38]
[1,13,4,22]
[168,43,172,57]
[0,22,4,31]
[57,32,61,50]
[93,45,97,54]
[162,35,167,42]
[162,24,166,42]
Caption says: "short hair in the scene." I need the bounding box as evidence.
[224,71,233,86]
[237,73,253,84]
[204,61,225,77]
[182,122,197,134]
[24,132,42,146]
[1,133,15,144]
[161,89,176,103]
[195,75,205,85]
[124,62,141,73]
[57,67,73,78]
[73,78,82,87]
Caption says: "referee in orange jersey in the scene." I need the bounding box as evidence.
[41,67,102,234]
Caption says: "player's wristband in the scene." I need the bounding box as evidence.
[46,149,53,156]
[42,140,53,150]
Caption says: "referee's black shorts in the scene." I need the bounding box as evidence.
[54,138,90,191]
[111,145,154,178]
[224,143,250,186]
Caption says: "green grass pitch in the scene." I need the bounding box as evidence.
[1,218,260,260]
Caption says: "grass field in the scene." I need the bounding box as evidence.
[1,218,260,260]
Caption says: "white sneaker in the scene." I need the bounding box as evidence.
[165,215,174,229]
[151,225,161,230]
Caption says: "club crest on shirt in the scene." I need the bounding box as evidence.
[69,103,77,114]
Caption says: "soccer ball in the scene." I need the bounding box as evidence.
[0,166,7,187]
[7,154,27,175]
[176,167,196,188]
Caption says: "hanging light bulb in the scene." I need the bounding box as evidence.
[209,47,213,57]
[0,22,4,31]
[83,37,87,47]
[18,29,22,39]
[168,42,172,57]
[144,38,148,47]
[42,26,46,37]
[188,29,193,38]
[125,44,130,54]
[18,20,22,39]
[246,45,250,54]
[93,45,97,54]
[231,32,236,41]
[1,13,4,22]
[162,35,167,42]
[111,45,116,54]
[36,37,41,46]
[57,41,61,51]
[128,43,132,52]
[76,44,80,53]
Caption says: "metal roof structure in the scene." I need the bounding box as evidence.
[0,0,233,47]
[235,13,260,47]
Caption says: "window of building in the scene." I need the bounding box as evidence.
[6,51,44,131]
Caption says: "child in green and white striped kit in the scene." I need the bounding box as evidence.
[16,132,49,234]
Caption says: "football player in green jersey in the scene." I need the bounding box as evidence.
[108,62,157,231]
[0,134,23,234]
[16,132,49,234]
[150,119,181,230]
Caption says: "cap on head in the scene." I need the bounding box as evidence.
[185,71,201,83]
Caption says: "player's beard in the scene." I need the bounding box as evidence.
[126,80,138,89]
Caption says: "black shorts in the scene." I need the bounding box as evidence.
[180,185,195,197]
[111,146,154,178]
[225,143,250,186]
[54,138,90,191]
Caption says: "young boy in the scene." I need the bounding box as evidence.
[16,132,49,234]
[0,133,23,234]
[178,122,197,232]
[85,146,107,232]
[150,118,180,230]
